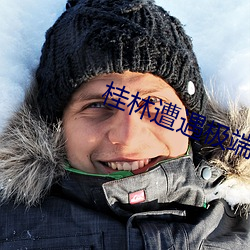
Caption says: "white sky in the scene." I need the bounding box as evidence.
[0,0,249,132]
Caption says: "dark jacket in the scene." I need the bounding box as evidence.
[0,100,249,249]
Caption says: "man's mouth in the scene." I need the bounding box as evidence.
[101,156,164,174]
[106,159,151,171]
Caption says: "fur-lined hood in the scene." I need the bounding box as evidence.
[0,95,249,215]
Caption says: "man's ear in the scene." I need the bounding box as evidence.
[187,123,193,136]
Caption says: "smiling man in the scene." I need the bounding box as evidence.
[0,0,249,249]
[63,72,191,174]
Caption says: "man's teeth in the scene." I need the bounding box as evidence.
[107,159,150,171]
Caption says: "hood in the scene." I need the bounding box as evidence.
[0,94,249,215]
[202,99,250,215]
[0,102,66,207]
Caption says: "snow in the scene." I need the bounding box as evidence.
[162,0,250,106]
[0,0,65,131]
[0,0,249,132]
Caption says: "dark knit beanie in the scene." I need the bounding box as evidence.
[36,0,207,124]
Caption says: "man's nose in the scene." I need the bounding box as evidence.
[107,108,147,146]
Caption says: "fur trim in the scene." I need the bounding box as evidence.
[0,103,66,207]
[203,98,250,215]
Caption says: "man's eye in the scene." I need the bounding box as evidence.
[149,97,161,103]
[87,102,106,108]
[138,97,162,109]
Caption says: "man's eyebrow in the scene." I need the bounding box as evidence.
[73,83,168,102]
[73,93,110,102]
[136,85,169,96]
[136,88,161,96]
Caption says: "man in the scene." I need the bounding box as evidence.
[0,0,249,249]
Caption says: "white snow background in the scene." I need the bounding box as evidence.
[0,0,249,133]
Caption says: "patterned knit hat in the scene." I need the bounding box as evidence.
[36,0,207,124]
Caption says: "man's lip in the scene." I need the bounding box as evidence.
[99,157,151,162]
[98,156,167,174]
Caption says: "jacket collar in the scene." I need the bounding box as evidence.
[59,156,224,217]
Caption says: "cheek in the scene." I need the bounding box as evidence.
[157,107,190,157]
[165,130,189,157]
[63,120,101,164]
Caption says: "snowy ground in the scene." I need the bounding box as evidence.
[0,0,249,132]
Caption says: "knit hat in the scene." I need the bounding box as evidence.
[36,0,207,124]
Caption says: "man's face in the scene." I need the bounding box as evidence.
[63,71,192,174]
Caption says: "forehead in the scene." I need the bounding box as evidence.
[71,71,176,101]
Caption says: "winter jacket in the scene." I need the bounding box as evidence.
[0,98,249,250]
